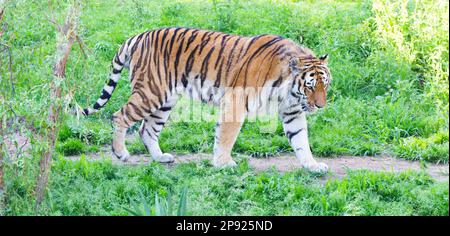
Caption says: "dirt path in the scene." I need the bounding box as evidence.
[68,151,449,182]
[6,128,448,182]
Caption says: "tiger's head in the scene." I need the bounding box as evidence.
[288,54,331,112]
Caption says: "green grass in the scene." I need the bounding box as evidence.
[3,156,448,216]
[2,158,448,215]
[1,0,449,216]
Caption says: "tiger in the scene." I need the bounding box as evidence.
[82,27,332,173]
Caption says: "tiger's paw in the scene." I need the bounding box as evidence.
[153,153,175,163]
[212,156,237,168]
[114,149,130,162]
[303,162,329,174]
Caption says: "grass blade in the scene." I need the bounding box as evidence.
[177,186,188,216]
[139,190,151,216]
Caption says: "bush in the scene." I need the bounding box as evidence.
[57,138,85,156]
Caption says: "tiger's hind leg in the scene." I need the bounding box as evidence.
[112,93,156,162]
[139,98,177,163]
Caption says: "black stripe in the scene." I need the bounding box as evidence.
[286,128,304,141]
[198,31,215,54]
[284,116,297,124]
[112,68,122,74]
[176,28,190,43]
[162,30,171,84]
[160,28,170,53]
[268,76,283,98]
[150,114,162,120]
[225,37,241,77]
[214,34,229,69]
[147,79,161,102]
[184,44,200,76]
[169,27,183,54]
[114,55,123,66]
[130,32,146,55]
[107,79,117,87]
[152,29,162,66]
[100,89,112,99]
[160,106,172,111]
[200,46,215,87]
[145,128,158,141]
[129,102,144,119]
[151,126,161,134]
[174,30,188,80]
[132,33,147,76]
[291,91,301,98]
[234,36,283,87]
[184,29,200,52]
[272,76,282,87]
[134,90,149,105]
[243,34,266,55]
[181,74,188,88]
[283,110,301,116]
[214,56,225,87]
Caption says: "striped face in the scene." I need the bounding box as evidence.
[290,54,331,112]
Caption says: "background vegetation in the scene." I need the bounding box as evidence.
[0,0,448,215]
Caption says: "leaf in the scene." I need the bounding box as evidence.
[177,186,188,216]
[139,190,151,216]
[167,192,173,216]
[155,192,166,216]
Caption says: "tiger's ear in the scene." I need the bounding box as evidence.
[289,57,300,77]
[319,54,329,63]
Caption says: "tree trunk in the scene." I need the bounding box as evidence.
[34,3,79,212]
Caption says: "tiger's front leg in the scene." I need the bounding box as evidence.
[212,92,246,168]
[282,111,328,173]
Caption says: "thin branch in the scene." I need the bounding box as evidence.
[35,1,80,212]
[14,138,28,159]
[46,0,61,32]
[7,44,13,96]
[0,7,4,38]
[0,7,15,98]
[76,33,95,60]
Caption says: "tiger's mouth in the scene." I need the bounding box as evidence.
[302,105,318,113]
[302,100,321,113]
[308,105,319,113]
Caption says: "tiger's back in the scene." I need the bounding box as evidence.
[129,28,302,103]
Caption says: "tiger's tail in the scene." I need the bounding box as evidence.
[82,37,134,116]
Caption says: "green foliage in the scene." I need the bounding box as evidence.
[57,138,85,156]
[393,131,449,163]
[3,157,448,216]
[126,187,188,216]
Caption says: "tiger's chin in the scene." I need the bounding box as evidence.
[301,105,318,114]
[307,106,319,113]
